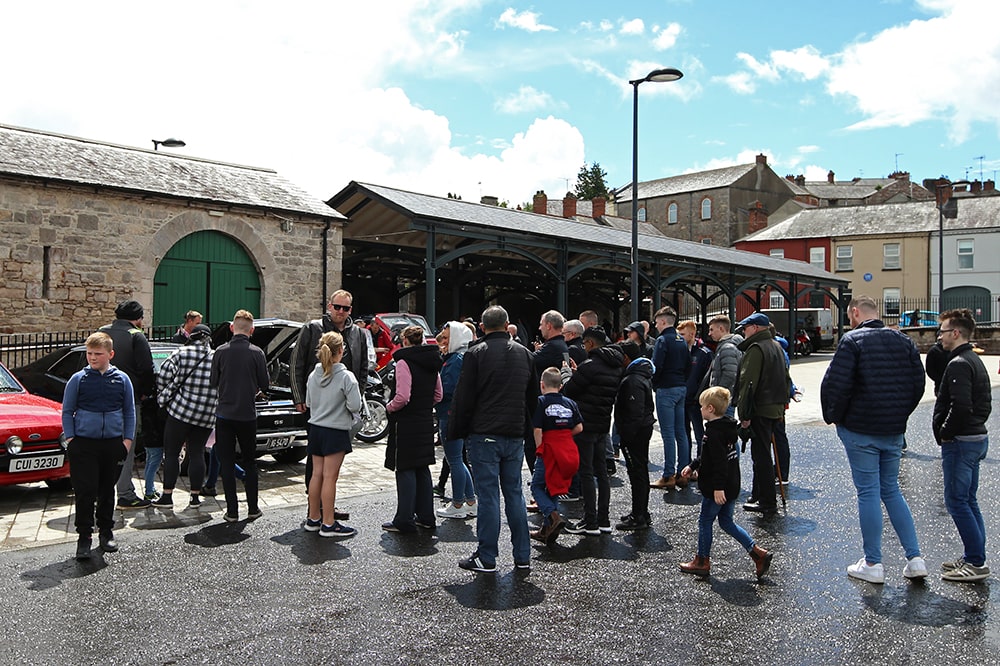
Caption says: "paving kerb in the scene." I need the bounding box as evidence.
[2,353,997,553]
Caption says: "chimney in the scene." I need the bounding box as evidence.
[480,195,499,206]
[533,190,547,215]
[827,170,835,184]
[795,175,806,187]
[985,180,995,193]
[592,196,606,218]
[562,193,577,218]
[747,200,769,233]
[785,174,795,182]
[756,153,767,166]
[889,171,910,181]
[970,180,982,194]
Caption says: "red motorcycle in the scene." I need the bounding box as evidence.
[794,329,812,356]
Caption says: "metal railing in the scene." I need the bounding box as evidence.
[0,324,194,370]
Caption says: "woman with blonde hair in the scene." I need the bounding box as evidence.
[304,331,360,537]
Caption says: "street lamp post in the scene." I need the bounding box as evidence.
[152,138,186,151]
[630,67,682,322]
[935,180,966,309]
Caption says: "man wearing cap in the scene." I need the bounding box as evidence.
[735,312,790,516]
[153,324,217,509]
[650,305,691,490]
[625,320,654,358]
[100,300,155,509]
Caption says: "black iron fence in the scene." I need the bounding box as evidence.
[0,325,184,370]
[875,296,999,328]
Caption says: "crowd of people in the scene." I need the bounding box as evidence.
[61,293,991,584]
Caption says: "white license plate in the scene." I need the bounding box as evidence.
[266,436,292,450]
[11,454,65,472]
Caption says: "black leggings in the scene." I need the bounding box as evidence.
[162,415,210,491]
[620,426,653,520]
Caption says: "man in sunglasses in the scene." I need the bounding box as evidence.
[290,289,370,414]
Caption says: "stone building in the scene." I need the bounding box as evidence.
[614,154,796,246]
[0,124,344,333]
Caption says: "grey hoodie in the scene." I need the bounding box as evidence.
[305,362,362,430]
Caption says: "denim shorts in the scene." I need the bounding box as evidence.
[307,424,352,456]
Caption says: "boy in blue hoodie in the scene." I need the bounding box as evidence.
[62,332,136,560]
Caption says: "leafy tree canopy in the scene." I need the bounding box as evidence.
[574,161,610,200]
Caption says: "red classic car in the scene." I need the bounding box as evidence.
[0,361,70,488]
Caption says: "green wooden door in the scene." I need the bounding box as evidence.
[153,231,261,328]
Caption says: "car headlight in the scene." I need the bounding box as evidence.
[60,433,69,451]
[6,436,23,455]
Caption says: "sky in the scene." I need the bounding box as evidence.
[4,0,1000,208]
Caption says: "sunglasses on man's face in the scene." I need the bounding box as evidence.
[331,304,352,312]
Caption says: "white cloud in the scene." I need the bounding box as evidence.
[495,86,561,114]
[735,53,779,81]
[653,23,682,50]
[600,19,614,31]
[620,18,645,35]
[497,8,557,32]
[826,1,1000,142]
[715,71,756,94]
[797,145,821,154]
[771,46,829,80]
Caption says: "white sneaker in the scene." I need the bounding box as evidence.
[847,558,885,584]
[903,556,928,579]
[463,502,477,517]
[436,503,469,519]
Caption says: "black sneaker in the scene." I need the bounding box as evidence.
[151,494,173,508]
[458,553,496,573]
[616,515,652,531]
[564,520,600,536]
[433,484,446,499]
[75,537,92,561]
[606,459,617,476]
[247,509,263,521]
[223,513,239,523]
[117,496,151,509]
[514,561,531,571]
[188,494,201,507]
[99,532,118,553]
[201,486,218,497]
[743,500,761,512]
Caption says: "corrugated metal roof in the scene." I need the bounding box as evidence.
[338,181,844,284]
[0,124,341,220]
[741,197,1000,241]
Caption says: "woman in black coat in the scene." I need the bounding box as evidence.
[382,326,443,533]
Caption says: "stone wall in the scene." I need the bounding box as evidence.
[0,179,342,333]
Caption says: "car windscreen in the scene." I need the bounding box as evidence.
[0,364,23,391]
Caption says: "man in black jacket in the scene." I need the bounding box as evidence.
[561,327,624,535]
[449,305,537,573]
[934,308,992,582]
[100,300,154,509]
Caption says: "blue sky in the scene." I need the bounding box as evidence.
[4,1,999,207]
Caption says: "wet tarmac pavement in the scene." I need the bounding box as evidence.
[1,394,998,665]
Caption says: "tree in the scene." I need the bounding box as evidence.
[574,161,610,200]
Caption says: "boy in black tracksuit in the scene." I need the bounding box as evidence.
[679,387,773,579]
[613,341,656,530]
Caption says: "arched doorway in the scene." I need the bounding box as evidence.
[942,285,992,321]
[153,231,261,327]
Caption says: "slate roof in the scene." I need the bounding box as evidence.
[0,124,341,220]
[336,181,844,284]
[740,196,1000,242]
[616,163,769,202]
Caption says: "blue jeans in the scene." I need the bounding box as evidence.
[655,386,689,477]
[698,496,754,557]
[440,415,475,503]
[838,425,921,564]
[143,446,163,496]
[941,437,989,566]
[393,466,435,531]
[530,458,559,521]
[467,434,531,566]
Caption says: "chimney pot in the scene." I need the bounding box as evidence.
[533,190,548,215]
[562,193,578,218]
[827,170,835,184]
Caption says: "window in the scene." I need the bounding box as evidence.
[836,245,853,271]
[883,288,900,316]
[809,246,825,270]
[701,238,712,245]
[700,197,712,220]
[638,206,646,222]
[769,248,785,259]
[668,202,678,225]
[769,292,785,308]
[958,239,974,269]
[883,243,900,270]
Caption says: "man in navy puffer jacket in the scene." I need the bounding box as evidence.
[821,295,927,585]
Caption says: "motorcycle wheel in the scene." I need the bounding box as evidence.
[356,397,389,443]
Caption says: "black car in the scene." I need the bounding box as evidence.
[13,320,309,463]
